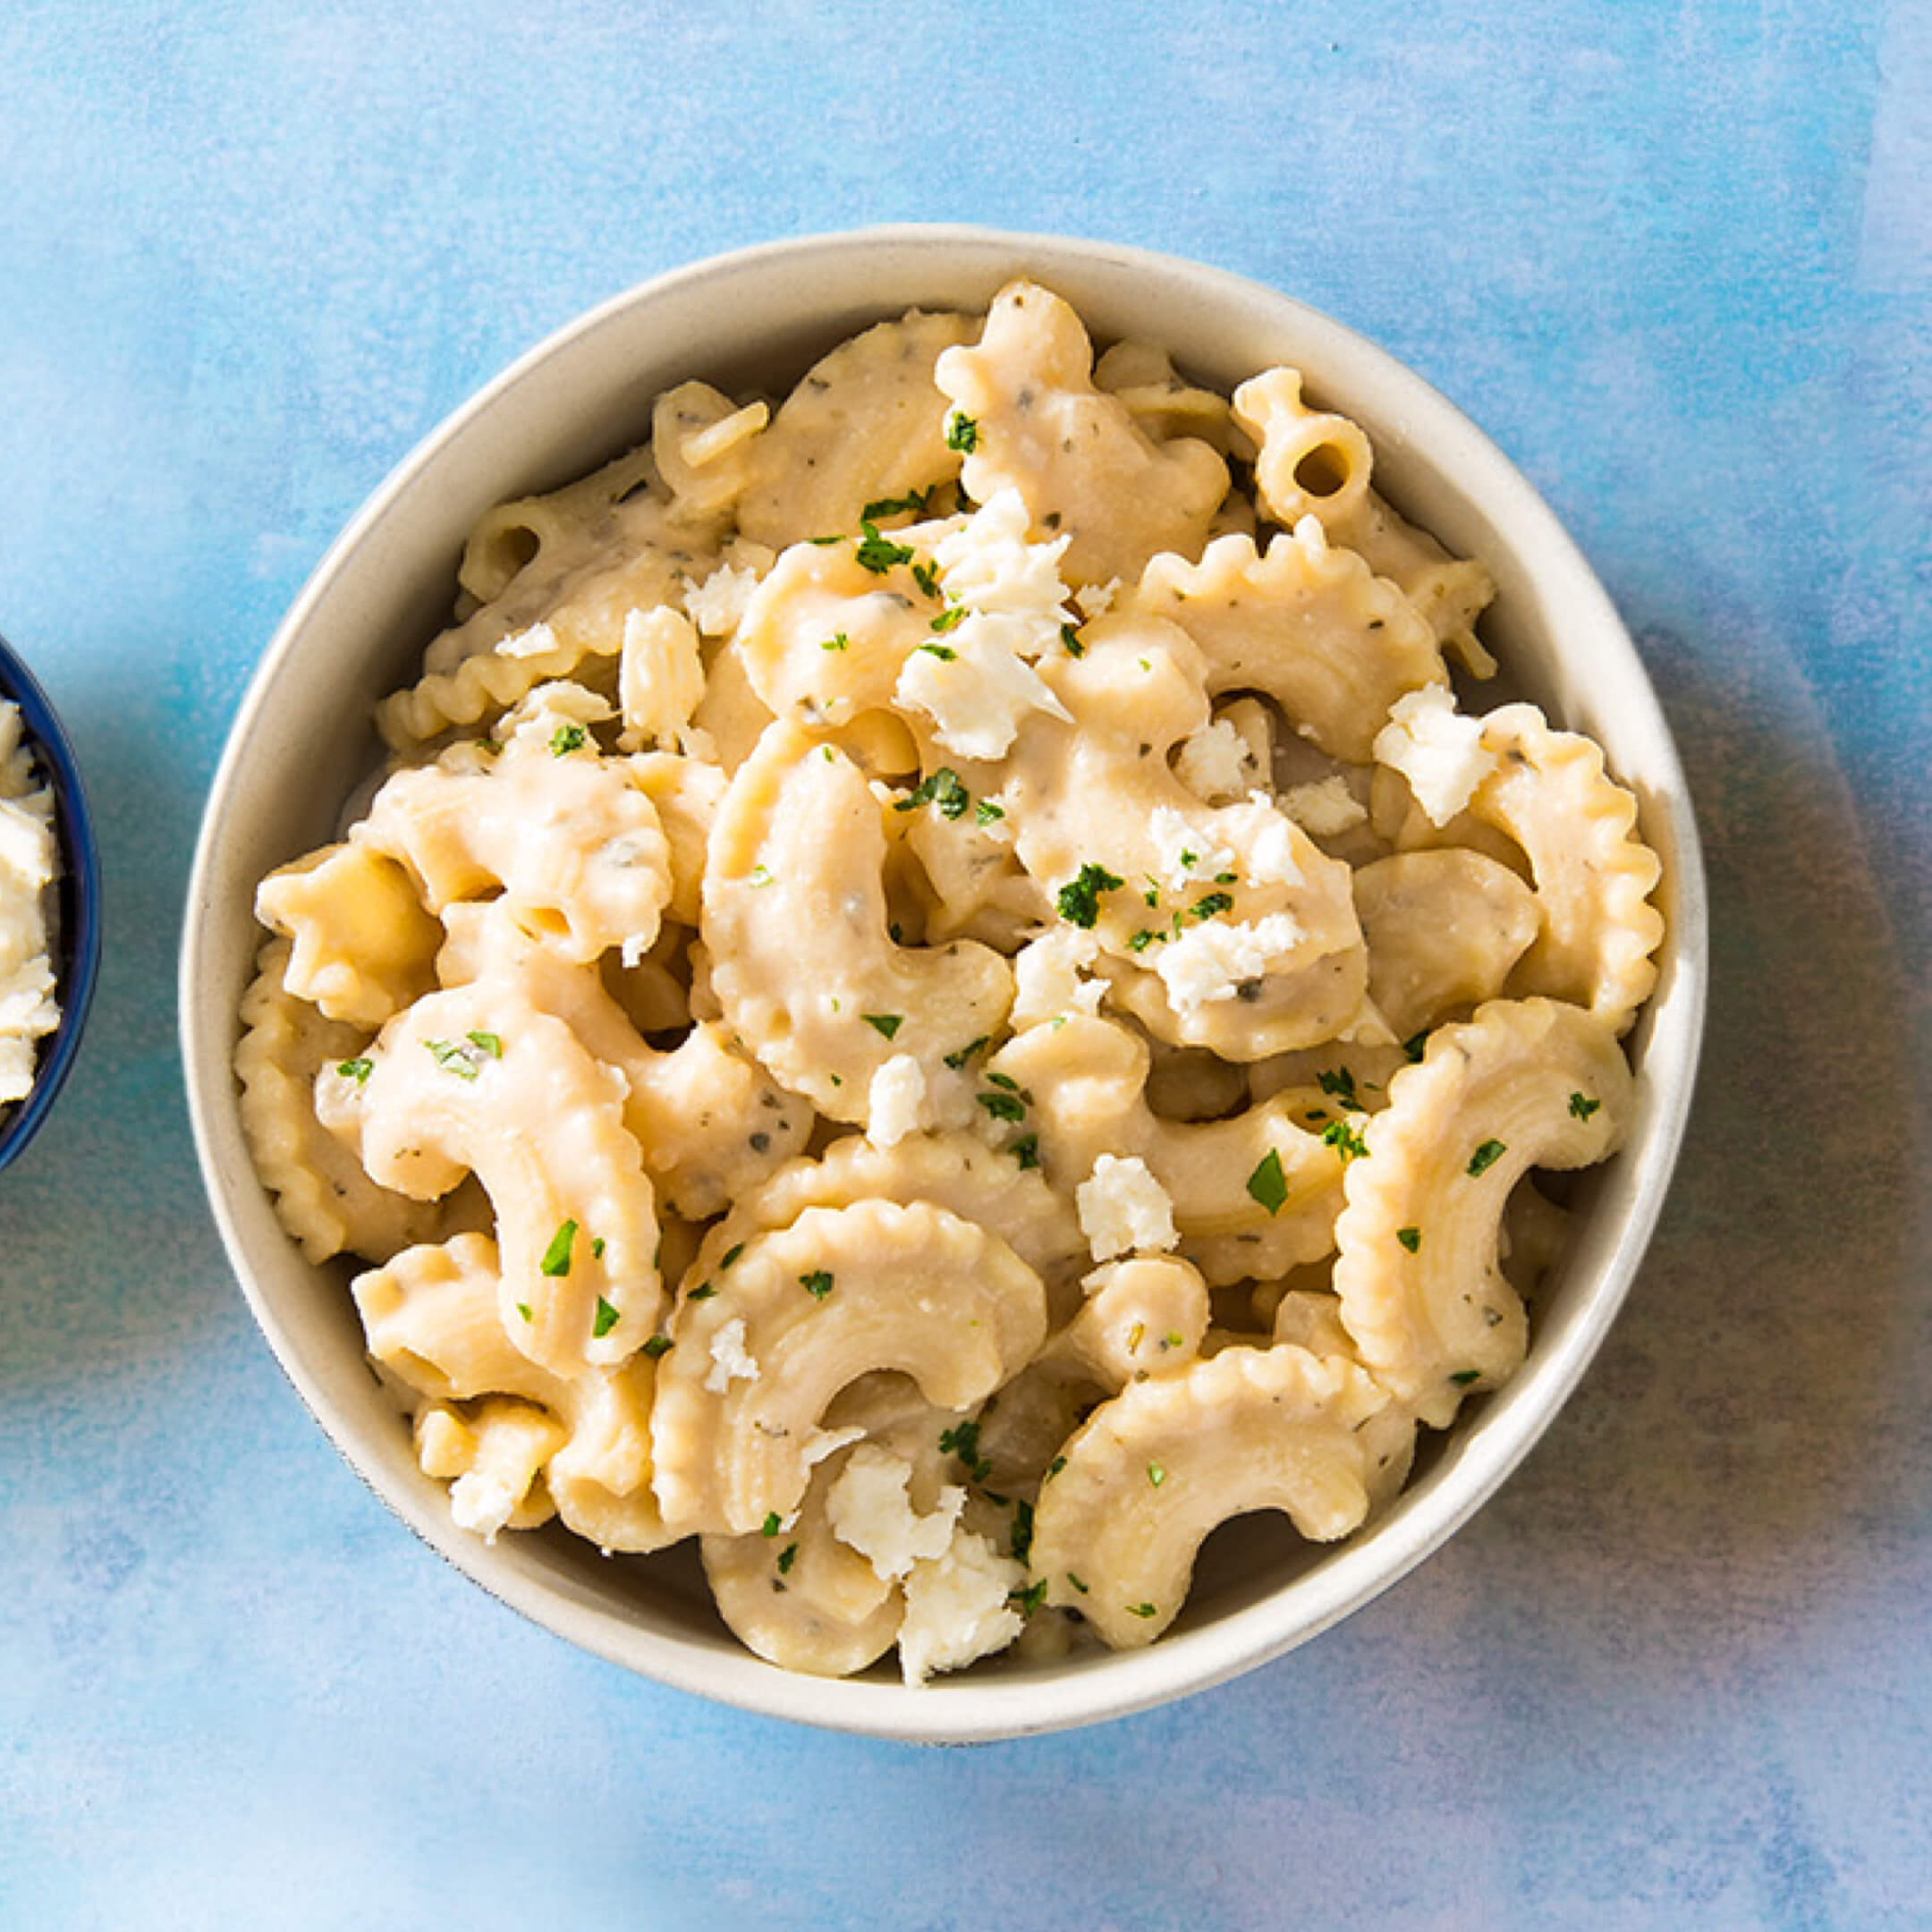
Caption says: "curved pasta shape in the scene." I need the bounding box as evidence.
[1326,487,1498,679]
[1134,523,1445,764]
[1030,1343,1388,1646]
[341,982,664,1377]
[651,1199,1047,1534]
[737,310,977,549]
[1094,339,1238,453]
[1332,996,1633,1426]
[1051,1256,1211,1389]
[361,730,673,967]
[1232,367,1377,530]
[935,280,1227,586]
[990,1016,1344,1284]
[235,940,464,1264]
[624,752,727,928]
[702,720,1013,1120]
[1352,848,1540,1038]
[1391,703,1665,1034]
[652,380,770,521]
[415,1398,566,1538]
[254,841,441,1029]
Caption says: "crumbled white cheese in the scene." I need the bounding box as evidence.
[448,1470,519,1544]
[1373,683,1495,826]
[894,611,1072,761]
[1147,805,1234,893]
[1218,793,1305,888]
[826,1443,965,1582]
[703,1316,759,1394]
[868,1052,927,1149]
[0,701,61,1106]
[1154,911,1305,1014]
[1076,1154,1179,1262]
[497,679,612,751]
[1010,927,1106,1029]
[1072,576,1121,621]
[618,606,705,750]
[932,487,1073,638]
[493,621,559,660]
[620,933,648,970]
[1174,717,1264,805]
[898,1527,1027,1686]
[682,561,762,636]
[1282,775,1368,837]
[798,1424,868,1481]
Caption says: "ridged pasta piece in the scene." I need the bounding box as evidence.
[624,752,726,928]
[1331,996,1632,1427]
[360,727,672,967]
[702,720,1013,1121]
[682,1129,1089,1318]
[1232,367,1377,530]
[651,1199,1047,1535]
[1050,1256,1211,1388]
[1389,703,1665,1035]
[234,940,462,1264]
[1030,1343,1389,1646]
[736,310,978,549]
[935,281,1228,586]
[1352,849,1541,1038]
[415,1398,564,1538]
[1094,339,1239,453]
[998,612,1368,1058]
[1326,488,1497,679]
[990,1016,1345,1285]
[1133,523,1445,764]
[1500,1180,1572,1302]
[254,841,441,1028]
[354,1233,674,1551]
[652,381,770,521]
[335,980,663,1377]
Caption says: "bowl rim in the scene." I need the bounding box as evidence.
[182,224,1708,1741]
[0,634,102,1174]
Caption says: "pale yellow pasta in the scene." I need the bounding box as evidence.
[236,276,1666,1682]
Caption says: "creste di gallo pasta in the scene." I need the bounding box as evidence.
[0,699,62,1114]
[235,280,1665,1683]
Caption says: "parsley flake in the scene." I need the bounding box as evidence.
[466,1030,503,1060]
[336,1057,372,1084]
[643,1335,679,1361]
[1126,1601,1159,1620]
[1189,891,1234,922]
[911,559,943,601]
[1450,1368,1482,1387]
[721,1243,745,1269]
[938,1419,993,1483]
[1126,928,1159,953]
[424,1038,482,1080]
[747,863,774,888]
[514,1301,532,1323]
[593,1297,623,1339]
[1147,1462,1166,1487]
[1010,1498,1035,1564]
[1396,1226,1422,1254]
[977,1089,1027,1123]
[1322,1119,1369,1164]
[819,631,850,652]
[1466,1139,1507,1177]
[1010,1579,1049,1617]
[1065,1572,1089,1594]
[945,412,979,453]
[931,604,967,633]
[1402,1030,1430,1063]
[687,1283,717,1302]
[540,1219,578,1277]
[943,1036,989,1070]
[1246,1148,1289,1215]
[975,797,1005,826]
[860,486,933,521]
[1061,623,1085,657]
[862,1013,903,1040]
[549,723,588,756]
[854,520,914,574]
[895,767,970,820]
[1046,1455,1067,1480]
[777,1542,800,1574]
[916,640,958,662]
[1569,1091,1602,1121]
[761,1512,783,1538]
[800,1269,835,1301]
[1317,1067,1363,1110]
[1011,1133,1040,1170]
[1056,861,1124,928]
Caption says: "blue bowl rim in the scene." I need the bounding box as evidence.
[0,636,102,1173]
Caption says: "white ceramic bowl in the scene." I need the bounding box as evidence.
[182,227,1707,1741]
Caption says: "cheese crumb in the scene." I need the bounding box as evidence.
[1076,1154,1179,1262]
[1373,684,1495,826]
[932,486,1073,636]
[798,1424,867,1482]
[868,1053,927,1149]
[1148,805,1233,892]
[682,561,762,636]
[448,1470,519,1544]
[826,1444,965,1582]
[493,621,559,660]
[894,611,1072,761]
[1174,718,1264,805]
[1281,775,1368,837]
[618,606,705,750]
[899,1527,1027,1686]
[1010,927,1106,1029]
[703,1316,759,1394]
[1218,793,1305,888]
[1155,911,1304,1014]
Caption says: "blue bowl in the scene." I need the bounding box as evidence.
[0,636,100,1172]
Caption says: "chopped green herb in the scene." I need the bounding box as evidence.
[860,486,934,521]
[977,1089,1027,1123]
[1010,1498,1035,1564]
[975,797,1004,826]
[540,1219,578,1277]
[1056,861,1124,928]
[747,863,774,888]
[591,1236,606,1259]
[945,411,979,453]
[1178,848,1199,869]
[1213,869,1240,886]
[931,604,967,633]
[983,1070,1021,1093]
[643,1335,678,1361]
[1046,1455,1067,1480]
[1189,891,1234,921]
[895,766,970,820]
[777,1542,800,1574]
[424,1038,482,1080]
[944,1035,989,1070]
[722,1243,745,1269]
[1317,1067,1363,1111]
[862,1013,903,1039]
[1009,1579,1049,1617]
[800,1269,835,1301]
[1450,1368,1481,1386]
[819,631,850,651]
[1396,1226,1422,1254]
[916,640,958,662]
[549,723,588,756]
[1065,1572,1089,1594]
[1322,1118,1370,1164]
[336,1057,372,1084]
[1061,623,1085,657]
[1126,1601,1159,1620]
[1569,1091,1602,1121]
[1010,1133,1040,1170]
[854,520,915,574]
[593,1296,623,1339]
[687,1283,717,1301]
[761,1512,783,1538]
[1126,928,1160,953]
[1246,1148,1289,1215]
[911,559,943,601]
[1147,1461,1166,1488]
[466,1030,503,1060]
[514,1301,532,1323]
[1402,1029,1430,1063]
[1466,1139,1507,1177]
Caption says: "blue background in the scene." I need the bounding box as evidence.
[3,3,1928,1926]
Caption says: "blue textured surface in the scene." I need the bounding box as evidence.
[2,4,1927,1926]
